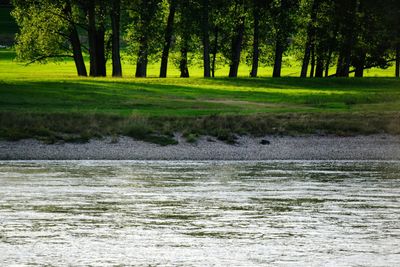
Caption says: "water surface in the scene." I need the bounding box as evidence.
[0,161,399,266]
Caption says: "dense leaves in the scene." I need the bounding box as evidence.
[11,0,400,78]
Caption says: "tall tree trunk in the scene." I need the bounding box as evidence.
[342,47,352,77]
[229,16,245,78]
[273,36,284,78]
[111,0,122,77]
[95,25,106,77]
[202,0,211,77]
[337,46,352,77]
[396,43,400,78]
[87,0,106,77]
[301,0,319,78]
[336,0,358,77]
[354,52,366,77]
[160,0,176,78]
[135,37,148,78]
[315,55,324,77]
[301,40,312,78]
[65,1,87,77]
[336,51,344,77]
[325,48,332,77]
[70,28,87,77]
[87,0,97,77]
[211,26,218,78]
[310,45,315,77]
[250,4,260,78]
[179,39,189,78]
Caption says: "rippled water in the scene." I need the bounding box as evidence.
[0,161,399,266]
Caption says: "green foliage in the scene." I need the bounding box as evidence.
[6,0,400,77]
[125,0,165,63]
[12,1,71,63]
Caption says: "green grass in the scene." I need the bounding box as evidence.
[1,49,399,143]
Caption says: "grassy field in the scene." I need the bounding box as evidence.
[1,49,399,144]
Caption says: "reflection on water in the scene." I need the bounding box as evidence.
[0,161,399,266]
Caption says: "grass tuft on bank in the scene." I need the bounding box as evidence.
[0,112,399,144]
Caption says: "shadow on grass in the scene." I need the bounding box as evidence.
[1,78,400,116]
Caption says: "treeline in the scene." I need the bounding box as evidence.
[11,0,400,78]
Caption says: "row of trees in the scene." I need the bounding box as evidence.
[11,0,400,78]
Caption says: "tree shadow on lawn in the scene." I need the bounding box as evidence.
[1,78,399,114]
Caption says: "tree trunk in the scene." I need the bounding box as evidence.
[179,40,189,78]
[354,67,364,77]
[111,0,122,77]
[301,39,312,78]
[87,0,97,77]
[335,52,346,78]
[310,45,315,78]
[336,51,344,77]
[342,47,351,77]
[300,0,319,78]
[273,37,284,78]
[87,0,106,77]
[354,52,366,77]
[396,43,400,78]
[315,55,324,77]
[336,0,358,77]
[135,37,148,78]
[70,29,87,77]
[65,2,87,77]
[160,0,176,78]
[250,4,260,78]
[229,16,245,78]
[325,48,332,77]
[95,25,106,77]
[211,26,218,78]
[202,0,211,77]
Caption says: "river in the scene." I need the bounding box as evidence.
[0,160,399,266]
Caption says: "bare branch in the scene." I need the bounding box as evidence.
[24,54,74,66]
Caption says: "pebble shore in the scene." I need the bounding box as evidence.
[0,135,400,160]
[1,134,399,160]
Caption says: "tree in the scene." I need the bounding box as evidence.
[385,0,400,77]
[12,0,87,76]
[11,0,400,79]
[159,0,177,78]
[127,0,163,78]
[200,0,211,77]
[272,0,299,78]
[85,0,107,77]
[228,0,247,78]
[208,0,228,77]
[111,0,122,77]
[300,0,320,78]
[334,0,358,77]
[175,0,197,78]
[250,0,265,77]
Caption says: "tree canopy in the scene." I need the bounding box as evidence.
[11,0,400,78]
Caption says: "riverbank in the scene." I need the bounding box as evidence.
[2,49,400,144]
[1,134,399,160]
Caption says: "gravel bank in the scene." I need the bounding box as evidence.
[1,135,399,160]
